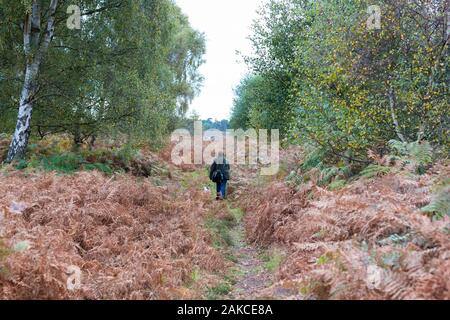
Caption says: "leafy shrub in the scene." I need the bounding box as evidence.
[24,152,113,175]
[114,144,139,166]
[27,136,73,158]
[10,141,148,175]
[38,153,85,174]
[81,145,147,175]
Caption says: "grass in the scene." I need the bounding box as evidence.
[204,205,245,249]
[42,154,84,173]
[187,267,201,288]
[180,169,213,192]
[202,204,248,299]
[228,206,245,223]
[204,215,236,248]
[261,250,285,273]
[206,281,233,300]
[173,168,247,299]
[224,253,239,263]
[204,267,244,300]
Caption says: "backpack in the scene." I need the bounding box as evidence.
[211,170,223,183]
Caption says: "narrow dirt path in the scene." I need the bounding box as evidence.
[224,204,302,300]
[179,167,286,300]
[226,214,272,300]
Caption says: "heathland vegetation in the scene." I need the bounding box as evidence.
[0,0,448,300]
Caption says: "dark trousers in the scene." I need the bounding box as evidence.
[216,180,227,198]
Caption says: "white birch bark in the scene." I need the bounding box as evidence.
[388,86,407,144]
[6,0,58,162]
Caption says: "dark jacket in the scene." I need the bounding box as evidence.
[209,158,230,181]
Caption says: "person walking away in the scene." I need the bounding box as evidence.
[209,152,230,200]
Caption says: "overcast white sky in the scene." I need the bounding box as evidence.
[176,0,264,120]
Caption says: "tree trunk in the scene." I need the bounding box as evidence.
[388,86,406,143]
[72,127,83,152]
[5,0,58,163]
[6,63,39,161]
[89,135,96,151]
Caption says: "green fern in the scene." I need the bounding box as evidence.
[388,140,433,173]
[286,170,303,187]
[421,186,450,220]
[301,148,326,172]
[410,142,433,166]
[388,140,409,155]
[319,167,340,186]
[360,164,391,179]
[339,165,352,178]
[328,179,346,191]
[292,148,352,188]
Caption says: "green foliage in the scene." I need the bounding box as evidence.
[287,146,352,188]
[12,241,31,252]
[189,267,201,287]
[239,0,449,163]
[328,179,346,191]
[0,0,205,151]
[206,282,232,300]
[358,139,434,179]
[204,215,237,248]
[378,234,412,247]
[14,159,28,170]
[316,252,335,266]
[230,74,295,139]
[37,154,86,174]
[301,147,327,172]
[261,250,285,273]
[229,75,254,130]
[286,170,304,188]
[360,165,391,179]
[228,207,245,224]
[319,167,340,186]
[15,145,143,175]
[421,181,450,220]
[110,145,139,167]
[83,162,114,175]
[202,119,229,132]
[389,140,433,173]
[0,240,10,258]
